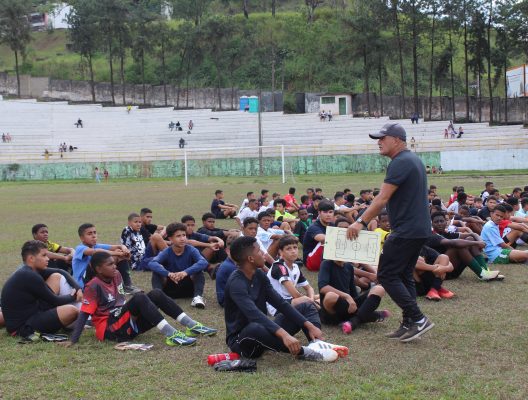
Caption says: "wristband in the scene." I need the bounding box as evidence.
[356,217,368,228]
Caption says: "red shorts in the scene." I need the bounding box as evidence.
[306,243,324,271]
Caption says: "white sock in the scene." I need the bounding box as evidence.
[157,319,177,337]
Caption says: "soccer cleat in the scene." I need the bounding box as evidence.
[437,287,455,299]
[308,340,349,358]
[425,288,441,301]
[479,270,501,281]
[214,359,257,373]
[191,295,206,309]
[399,317,435,343]
[341,321,352,335]
[385,320,410,340]
[124,285,142,295]
[185,322,217,337]
[298,347,339,362]
[376,310,392,322]
[165,330,197,347]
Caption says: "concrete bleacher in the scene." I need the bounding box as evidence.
[0,99,526,163]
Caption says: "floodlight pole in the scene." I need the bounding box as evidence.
[184,149,188,186]
[281,145,285,183]
[258,89,263,175]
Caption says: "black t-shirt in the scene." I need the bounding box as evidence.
[197,226,226,241]
[302,220,327,262]
[317,260,359,300]
[424,233,448,254]
[211,199,225,216]
[307,205,318,219]
[478,207,491,221]
[140,223,158,243]
[1,266,78,333]
[384,150,431,238]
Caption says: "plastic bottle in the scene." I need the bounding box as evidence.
[207,352,240,366]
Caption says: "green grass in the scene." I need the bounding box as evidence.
[1,173,528,399]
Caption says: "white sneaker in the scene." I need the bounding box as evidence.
[191,295,205,309]
[308,340,349,358]
[479,270,501,281]
[299,346,338,362]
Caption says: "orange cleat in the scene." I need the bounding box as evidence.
[425,288,441,301]
[438,287,455,299]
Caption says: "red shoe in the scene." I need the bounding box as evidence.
[438,287,455,299]
[425,288,441,301]
[341,321,352,334]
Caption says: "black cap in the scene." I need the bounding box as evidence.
[369,123,407,141]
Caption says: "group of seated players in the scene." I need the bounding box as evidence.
[1,181,528,369]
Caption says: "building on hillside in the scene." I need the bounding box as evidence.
[29,3,72,31]
[319,93,352,115]
[506,65,527,98]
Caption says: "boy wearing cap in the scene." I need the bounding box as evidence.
[347,123,434,343]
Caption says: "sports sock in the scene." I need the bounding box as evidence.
[176,313,198,328]
[468,258,484,277]
[432,277,442,290]
[157,319,177,337]
[475,255,488,270]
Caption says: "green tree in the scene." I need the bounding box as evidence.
[468,9,487,121]
[67,0,100,102]
[0,0,32,97]
[168,0,212,26]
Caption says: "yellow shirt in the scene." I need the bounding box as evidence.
[275,210,295,222]
[374,228,390,245]
[46,241,61,253]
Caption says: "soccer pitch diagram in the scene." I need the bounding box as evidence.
[324,226,382,265]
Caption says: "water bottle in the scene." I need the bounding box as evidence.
[207,352,240,366]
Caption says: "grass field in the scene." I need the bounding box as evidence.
[1,173,528,400]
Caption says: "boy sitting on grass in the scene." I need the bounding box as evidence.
[120,213,146,271]
[211,190,238,219]
[62,252,216,348]
[148,223,209,309]
[415,246,455,301]
[481,205,528,264]
[73,223,140,294]
[293,208,312,243]
[274,199,298,230]
[318,258,390,335]
[373,212,390,246]
[1,241,81,338]
[223,236,347,363]
[32,224,74,272]
[266,236,318,317]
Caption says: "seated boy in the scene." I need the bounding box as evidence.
[63,252,216,348]
[1,241,81,338]
[427,212,502,281]
[283,187,300,213]
[241,217,274,267]
[481,205,528,264]
[293,208,312,243]
[120,213,146,271]
[148,223,209,308]
[318,258,390,335]
[373,212,390,246]
[235,199,260,228]
[211,190,238,219]
[32,224,74,272]
[215,234,238,307]
[73,223,139,294]
[140,207,164,244]
[303,200,335,271]
[274,199,298,230]
[415,245,455,301]
[197,212,233,241]
[224,236,346,363]
[266,236,317,316]
[257,211,290,259]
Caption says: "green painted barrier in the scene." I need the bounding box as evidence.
[0,152,441,181]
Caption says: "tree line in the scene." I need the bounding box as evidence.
[1,0,528,121]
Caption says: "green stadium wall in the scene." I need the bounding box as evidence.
[0,152,441,181]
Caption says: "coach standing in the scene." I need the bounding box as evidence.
[347,123,433,343]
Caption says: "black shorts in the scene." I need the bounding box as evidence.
[415,271,435,296]
[419,246,440,265]
[104,308,138,342]
[214,211,226,219]
[319,291,368,325]
[163,276,195,299]
[19,308,63,336]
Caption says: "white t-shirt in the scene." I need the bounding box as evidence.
[257,227,284,250]
[266,260,309,316]
[237,207,258,223]
[446,201,460,214]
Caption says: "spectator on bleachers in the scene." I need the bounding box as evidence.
[188,120,194,131]
[411,112,419,124]
[69,145,74,152]
[44,149,50,160]
[169,121,175,131]
[6,133,11,142]
[327,111,332,122]
[75,118,83,128]
[127,105,132,114]
[2,133,5,143]
[103,169,109,182]
[444,128,448,139]
[176,121,181,131]
[179,138,185,149]
[457,126,464,139]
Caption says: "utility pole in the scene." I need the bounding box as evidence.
[258,89,263,175]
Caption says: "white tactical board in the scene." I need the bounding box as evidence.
[323,226,382,265]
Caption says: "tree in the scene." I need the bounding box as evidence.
[169,0,212,26]
[468,9,487,122]
[0,0,32,98]
[426,0,441,120]
[67,0,100,102]
[306,0,324,23]
[485,0,494,124]
[391,0,406,118]
[443,0,458,121]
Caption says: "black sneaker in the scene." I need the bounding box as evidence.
[385,320,410,340]
[213,359,257,373]
[399,317,435,343]
[124,285,142,295]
